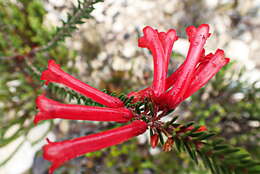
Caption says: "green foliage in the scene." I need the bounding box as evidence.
[47,83,103,107]
[0,1,52,154]
[167,118,259,174]
[39,0,104,52]
[186,63,260,158]
[0,0,102,167]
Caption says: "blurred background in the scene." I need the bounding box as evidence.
[0,0,259,174]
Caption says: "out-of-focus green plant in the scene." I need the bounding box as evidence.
[0,0,52,149]
[186,63,260,158]
[0,0,102,167]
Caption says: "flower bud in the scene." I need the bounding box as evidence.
[163,138,174,152]
[150,134,159,148]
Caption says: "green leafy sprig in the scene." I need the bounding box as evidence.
[37,0,104,52]
[157,116,260,174]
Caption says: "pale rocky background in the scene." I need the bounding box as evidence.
[0,0,260,173]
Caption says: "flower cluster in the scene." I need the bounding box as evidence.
[35,24,229,174]
[129,24,229,109]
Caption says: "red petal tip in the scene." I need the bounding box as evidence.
[48,59,60,69]
[143,26,154,32]
[186,26,196,36]
[131,120,148,135]
[43,143,63,173]
[150,134,159,148]
[215,49,225,55]
[40,69,57,84]
[186,24,211,42]
[198,24,210,29]
[33,114,41,125]
[138,36,147,48]
[143,26,157,38]
[197,24,210,38]
[34,95,56,124]
[48,59,55,64]
[49,164,60,174]
[166,29,178,40]
[225,58,230,63]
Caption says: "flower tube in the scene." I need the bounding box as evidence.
[34,95,133,124]
[43,120,147,174]
[128,49,198,102]
[41,60,124,108]
[183,49,229,99]
[165,49,206,89]
[158,29,178,72]
[138,26,167,97]
[131,27,177,99]
[166,24,210,108]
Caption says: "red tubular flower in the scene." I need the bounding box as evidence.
[158,29,178,72]
[150,133,159,148]
[34,95,133,124]
[139,26,165,97]
[43,120,147,174]
[41,60,124,108]
[138,26,177,98]
[166,24,210,108]
[183,49,230,99]
[165,49,206,89]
